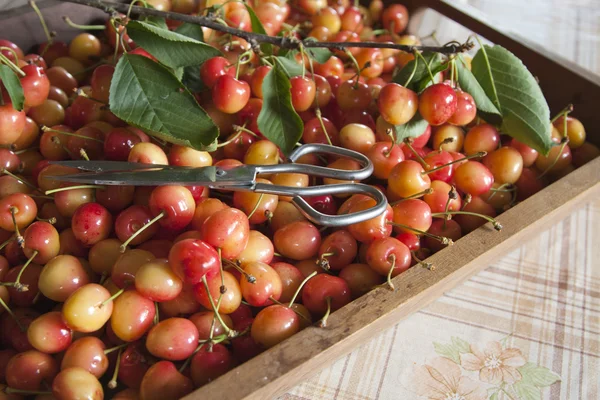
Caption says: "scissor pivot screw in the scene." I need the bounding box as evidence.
[216,169,226,176]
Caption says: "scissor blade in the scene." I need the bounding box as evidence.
[49,160,179,173]
[49,167,219,186]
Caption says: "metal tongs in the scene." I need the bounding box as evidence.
[49,143,388,227]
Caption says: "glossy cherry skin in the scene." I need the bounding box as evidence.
[347,199,393,243]
[22,221,60,264]
[240,261,283,307]
[148,185,196,231]
[140,361,194,400]
[38,255,90,302]
[0,193,37,232]
[0,103,26,146]
[200,207,250,260]
[318,229,358,271]
[168,238,220,284]
[20,64,50,108]
[212,75,251,114]
[111,289,156,342]
[366,237,412,277]
[388,160,431,199]
[392,199,432,233]
[190,343,234,386]
[61,337,108,378]
[193,270,242,314]
[135,258,183,302]
[302,274,351,317]
[145,317,199,361]
[251,304,300,349]
[71,203,113,246]
[62,283,113,333]
[52,367,104,400]
[418,83,458,126]
[339,263,384,298]
[273,221,321,260]
[378,83,418,125]
[453,161,495,196]
[5,350,58,391]
[382,4,409,33]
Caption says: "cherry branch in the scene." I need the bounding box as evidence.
[59,0,474,54]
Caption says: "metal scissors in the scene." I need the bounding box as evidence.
[49,143,388,227]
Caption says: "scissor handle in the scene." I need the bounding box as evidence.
[253,143,374,181]
[253,182,388,227]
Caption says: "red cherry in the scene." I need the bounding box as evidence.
[212,75,251,114]
[418,83,458,126]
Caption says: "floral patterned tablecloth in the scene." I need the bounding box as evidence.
[281,1,600,398]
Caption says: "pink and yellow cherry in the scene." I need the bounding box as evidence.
[572,142,600,167]
[20,64,50,109]
[483,146,524,184]
[233,179,279,224]
[274,221,321,260]
[190,343,233,386]
[423,180,461,213]
[378,83,418,125]
[27,311,72,354]
[127,143,168,166]
[463,124,500,156]
[290,76,316,112]
[68,32,102,63]
[392,198,432,233]
[0,193,37,232]
[38,255,90,302]
[103,128,141,161]
[453,161,495,196]
[0,149,20,175]
[535,141,572,174]
[318,229,357,271]
[382,4,409,34]
[302,274,350,325]
[339,263,384,298]
[553,116,586,149]
[431,124,464,152]
[249,65,272,98]
[145,317,199,361]
[336,80,372,111]
[62,283,114,333]
[61,337,109,378]
[111,249,155,289]
[4,263,42,307]
[271,262,304,303]
[425,219,462,253]
[168,145,212,168]
[111,289,156,342]
[448,90,476,126]
[135,258,182,302]
[356,48,383,78]
[189,311,233,340]
[88,238,121,276]
[22,221,60,264]
[240,261,283,307]
[454,196,498,233]
[212,75,251,114]
[71,203,113,246]
[5,350,58,391]
[302,116,339,145]
[366,237,411,285]
[509,138,538,167]
[148,185,196,232]
[418,83,458,126]
[388,160,432,198]
[422,150,455,183]
[115,205,158,248]
[168,238,220,285]
[251,304,300,349]
[237,230,274,265]
[515,168,546,201]
[201,56,234,88]
[114,342,152,389]
[95,185,135,215]
[138,361,192,400]
[200,207,250,260]
[0,102,25,146]
[194,270,242,314]
[338,123,376,154]
[190,198,228,230]
[52,367,103,400]
[244,139,280,166]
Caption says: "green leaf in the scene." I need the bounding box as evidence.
[109,54,219,150]
[451,337,471,354]
[175,22,204,42]
[471,45,553,155]
[144,16,168,29]
[182,65,206,93]
[393,113,429,144]
[455,56,502,124]
[126,20,221,69]
[257,64,303,156]
[173,67,184,81]
[513,382,541,400]
[392,52,444,92]
[0,65,24,111]
[303,39,332,64]
[273,56,304,77]
[244,4,273,56]
[433,342,460,364]
[518,363,561,387]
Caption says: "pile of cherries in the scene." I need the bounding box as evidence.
[1,0,599,399]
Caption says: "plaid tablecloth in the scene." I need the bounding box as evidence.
[282,0,600,398]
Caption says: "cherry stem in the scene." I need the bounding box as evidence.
[42,126,105,144]
[0,236,14,252]
[0,295,24,331]
[36,215,57,225]
[317,297,332,328]
[5,388,52,396]
[431,211,503,231]
[461,193,472,210]
[390,188,434,205]
[104,342,129,355]
[314,108,333,146]
[100,286,126,308]
[344,50,361,88]
[14,250,38,291]
[216,129,243,148]
[316,251,335,271]
[224,259,255,283]
[179,343,205,373]
[62,15,106,30]
[2,168,38,191]
[403,51,420,87]
[443,186,458,228]
[246,193,265,220]
[402,138,429,167]
[486,183,514,201]
[288,271,317,308]
[388,222,454,245]
[9,206,23,245]
[153,301,159,325]
[201,275,236,337]
[29,0,54,44]
[119,210,165,252]
[538,137,570,179]
[108,346,123,389]
[414,50,436,83]
[0,47,20,67]
[412,251,434,270]
[79,148,90,161]
[550,104,574,124]
[385,254,396,291]
[0,53,25,77]
[231,124,259,138]
[422,152,486,175]
[74,88,108,105]
[45,185,105,195]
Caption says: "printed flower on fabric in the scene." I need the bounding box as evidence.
[460,341,526,385]
[413,357,488,400]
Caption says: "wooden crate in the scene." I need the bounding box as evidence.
[1,1,598,399]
